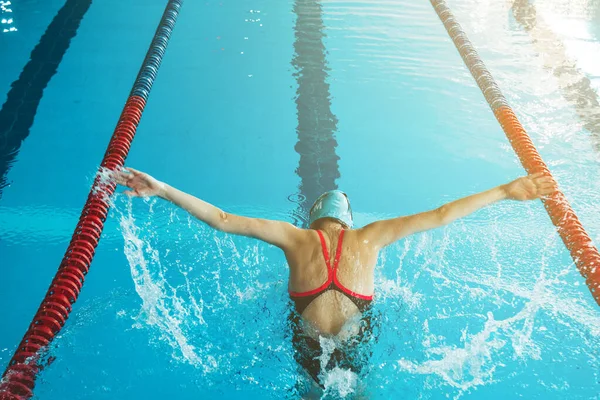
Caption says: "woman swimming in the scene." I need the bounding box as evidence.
[115,168,556,394]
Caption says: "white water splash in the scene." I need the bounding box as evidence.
[115,196,213,370]
[317,336,359,398]
[398,306,538,393]
[391,215,600,397]
[322,367,358,398]
[110,194,296,395]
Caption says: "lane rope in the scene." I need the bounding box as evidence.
[0,1,183,398]
[430,0,600,306]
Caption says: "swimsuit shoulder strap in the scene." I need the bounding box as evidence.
[331,229,374,304]
[316,230,332,270]
[332,229,345,271]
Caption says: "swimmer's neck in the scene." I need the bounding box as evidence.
[310,219,347,235]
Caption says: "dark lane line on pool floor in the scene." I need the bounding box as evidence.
[0,0,93,199]
[289,0,341,226]
[511,0,600,155]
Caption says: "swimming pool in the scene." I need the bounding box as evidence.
[1,0,600,398]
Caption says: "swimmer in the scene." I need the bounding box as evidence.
[115,168,557,396]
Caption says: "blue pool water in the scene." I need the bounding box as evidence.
[1,0,600,398]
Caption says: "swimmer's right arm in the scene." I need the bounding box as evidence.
[115,168,301,250]
[360,173,557,248]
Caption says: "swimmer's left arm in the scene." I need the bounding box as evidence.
[360,173,557,248]
[165,187,302,250]
[115,168,302,250]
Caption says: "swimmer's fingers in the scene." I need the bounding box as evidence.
[538,185,557,196]
[529,174,558,193]
[114,170,135,187]
[125,167,144,177]
[535,178,559,198]
[534,176,555,185]
[529,172,545,179]
[533,174,558,190]
[529,173,552,184]
[116,167,163,197]
[113,171,128,184]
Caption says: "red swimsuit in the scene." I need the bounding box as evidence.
[289,230,373,314]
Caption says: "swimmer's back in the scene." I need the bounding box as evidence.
[284,228,378,335]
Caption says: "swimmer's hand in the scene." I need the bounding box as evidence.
[115,167,167,198]
[502,173,557,201]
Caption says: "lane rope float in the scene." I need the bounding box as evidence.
[430,0,600,305]
[0,1,183,399]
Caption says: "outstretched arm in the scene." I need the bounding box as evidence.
[115,168,300,250]
[359,173,557,249]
